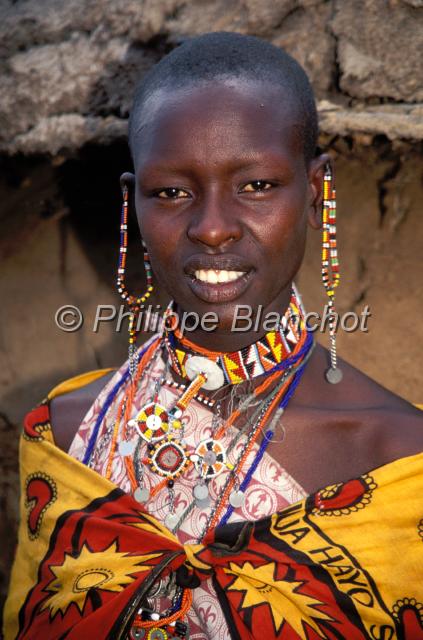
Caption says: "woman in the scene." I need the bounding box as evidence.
[4,32,423,640]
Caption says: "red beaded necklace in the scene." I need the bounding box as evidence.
[164,288,305,386]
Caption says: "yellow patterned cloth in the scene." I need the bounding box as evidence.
[3,376,423,639]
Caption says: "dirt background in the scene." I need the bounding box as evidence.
[0,0,422,616]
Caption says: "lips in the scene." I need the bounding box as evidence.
[184,254,254,303]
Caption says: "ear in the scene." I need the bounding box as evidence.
[307,153,331,230]
[120,172,139,226]
[120,172,135,193]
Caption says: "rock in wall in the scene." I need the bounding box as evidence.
[1,0,423,153]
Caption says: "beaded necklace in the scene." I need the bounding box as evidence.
[83,294,313,639]
[164,289,304,386]
[91,290,310,530]
[127,351,313,639]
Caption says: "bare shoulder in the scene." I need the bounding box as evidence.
[305,343,422,443]
[275,344,423,493]
[49,371,116,453]
[333,351,423,461]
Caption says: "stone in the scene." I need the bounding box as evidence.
[272,1,335,95]
[332,0,423,101]
[0,0,422,155]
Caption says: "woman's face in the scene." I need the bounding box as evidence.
[128,80,326,340]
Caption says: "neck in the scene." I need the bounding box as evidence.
[174,286,294,353]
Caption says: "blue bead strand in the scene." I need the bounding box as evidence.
[218,355,310,527]
[82,341,152,466]
[270,328,313,373]
[82,369,131,466]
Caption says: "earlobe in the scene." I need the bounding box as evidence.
[120,172,135,193]
[119,172,137,225]
[307,153,331,230]
[308,199,322,230]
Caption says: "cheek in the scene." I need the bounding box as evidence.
[255,190,308,267]
[136,207,185,291]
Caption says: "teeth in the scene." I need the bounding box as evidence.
[194,269,245,284]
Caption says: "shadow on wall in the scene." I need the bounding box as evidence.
[0,141,169,619]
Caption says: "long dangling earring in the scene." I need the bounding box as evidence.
[321,163,342,384]
[116,185,154,377]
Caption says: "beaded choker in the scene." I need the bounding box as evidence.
[164,288,306,386]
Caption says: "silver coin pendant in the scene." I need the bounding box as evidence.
[229,490,245,508]
[165,513,180,530]
[325,367,343,384]
[119,440,136,456]
[193,483,209,500]
[134,487,150,503]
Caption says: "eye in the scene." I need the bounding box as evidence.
[240,180,275,193]
[154,187,190,199]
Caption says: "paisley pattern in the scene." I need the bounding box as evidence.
[391,598,423,637]
[310,474,377,516]
[23,403,51,441]
[25,473,57,540]
[69,348,306,639]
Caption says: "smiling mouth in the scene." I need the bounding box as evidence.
[186,267,253,304]
[194,269,246,284]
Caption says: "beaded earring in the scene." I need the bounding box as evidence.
[117,185,154,376]
[321,163,342,384]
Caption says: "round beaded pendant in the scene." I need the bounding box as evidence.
[147,629,169,640]
[128,403,170,443]
[191,438,229,479]
[148,439,190,479]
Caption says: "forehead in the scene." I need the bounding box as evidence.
[133,79,304,172]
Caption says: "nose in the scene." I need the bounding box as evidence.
[187,190,242,250]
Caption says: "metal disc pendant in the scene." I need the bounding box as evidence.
[195,496,211,509]
[193,482,209,501]
[134,487,150,503]
[185,355,224,390]
[325,367,343,384]
[195,498,211,509]
[165,513,180,530]
[118,440,135,456]
[229,490,245,508]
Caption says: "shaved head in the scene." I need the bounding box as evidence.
[128,31,318,165]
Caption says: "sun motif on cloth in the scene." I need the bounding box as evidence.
[224,561,332,637]
[41,542,161,617]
